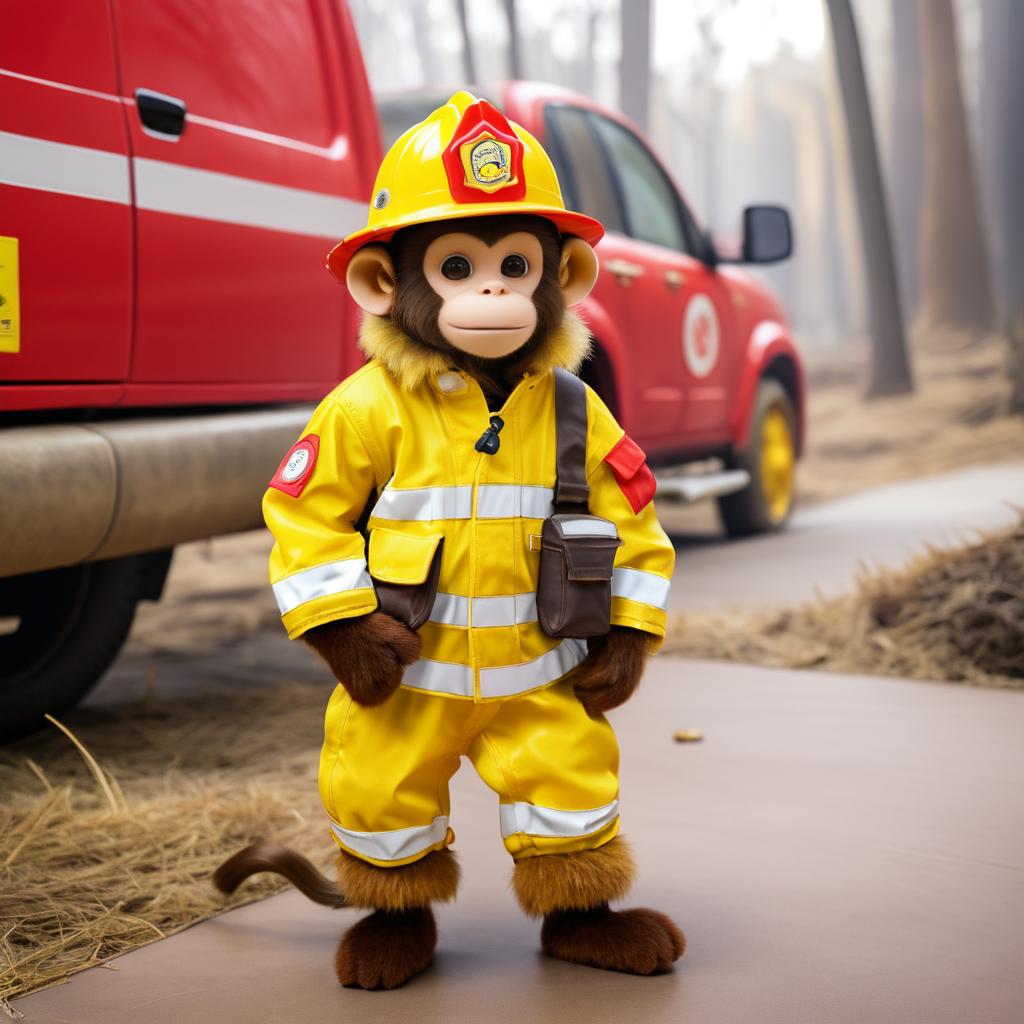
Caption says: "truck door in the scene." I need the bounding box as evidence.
[586,112,738,449]
[110,0,367,394]
[0,0,133,387]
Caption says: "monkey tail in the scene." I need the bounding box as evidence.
[213,840,348,908]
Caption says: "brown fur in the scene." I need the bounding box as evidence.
[573,626,654,715]
[213,840,346,907]
[336,907,437,990]
[304,611,420,707]
[541,905,685,975]
[386,214,569,404]
[337,847,460,911]
[511,836,636,917]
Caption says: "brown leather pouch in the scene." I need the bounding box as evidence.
[537,513,621,637]
[536,369,620,639]
[367,527,444,631]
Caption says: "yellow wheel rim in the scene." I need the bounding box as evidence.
[760,406,795,524]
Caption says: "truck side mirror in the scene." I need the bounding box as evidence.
[741,205,792,264]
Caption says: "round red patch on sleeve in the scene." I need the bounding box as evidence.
[269,434,320,498]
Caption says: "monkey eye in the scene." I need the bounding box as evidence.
[441,255,473,280]
[501,254,529,279]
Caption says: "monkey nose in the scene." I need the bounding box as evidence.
[478,280,508,296]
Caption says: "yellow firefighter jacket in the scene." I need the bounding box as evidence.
[263,312,675,703]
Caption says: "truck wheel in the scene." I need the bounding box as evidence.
[0,552,171,742]
[718,378,796,537]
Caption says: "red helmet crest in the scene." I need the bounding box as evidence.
[442,99,527,203]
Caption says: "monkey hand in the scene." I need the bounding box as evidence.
[304,612,421,707]
[572,626,653,715]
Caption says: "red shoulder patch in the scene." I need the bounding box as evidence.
[603,434,657,514]
[269,434,320,498]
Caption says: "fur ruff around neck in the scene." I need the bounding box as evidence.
[357,309,593,391]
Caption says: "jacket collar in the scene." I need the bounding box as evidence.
[357,309,592,392]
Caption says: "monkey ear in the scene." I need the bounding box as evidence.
[558,236,599,306]
[346,245,396,316]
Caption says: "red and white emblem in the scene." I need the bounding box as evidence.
[269,434,319,498]
[682,293,720,379]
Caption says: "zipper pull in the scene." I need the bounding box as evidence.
[474,415,505,455]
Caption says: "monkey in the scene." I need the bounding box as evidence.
[215,94,682,991]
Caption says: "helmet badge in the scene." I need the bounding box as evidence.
[442,99,527,203]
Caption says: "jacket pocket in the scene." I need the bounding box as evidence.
[536,514,621,638]
[368,528,444,631]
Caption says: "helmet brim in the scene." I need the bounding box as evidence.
[326,204,605,282]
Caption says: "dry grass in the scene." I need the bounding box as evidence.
[0,683,332,1005]
[662,517,1024,687]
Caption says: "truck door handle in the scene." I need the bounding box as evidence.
[605,258,645,286]
[136,89,186,140]
[664,268,684,290]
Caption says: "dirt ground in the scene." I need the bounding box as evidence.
[795,330,1023,504]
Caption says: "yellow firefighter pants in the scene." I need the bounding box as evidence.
[318,679,620,867]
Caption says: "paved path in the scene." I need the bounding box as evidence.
[661,461,1024,610]
[15,657,1024,1024]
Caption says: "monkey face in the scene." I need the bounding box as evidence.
[345,215,599,388]
[422,231,544,358]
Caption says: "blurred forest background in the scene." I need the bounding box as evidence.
[348,0,1024,424]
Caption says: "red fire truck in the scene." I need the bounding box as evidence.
[0,1,802,739]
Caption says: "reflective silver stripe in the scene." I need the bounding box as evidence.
[499,798,619,839]
[479,637,587,699]
[428,592,470,627]
[133,157,364,239]
[328,814,449,862]
[0,129,130,204]
[273,558,373,615]
[472,592,538,628]
[612,567,671,611]
[428,591,537,628]
[476,484,554,519]
[401,637,585,698]
[403,658,474,698]
[559,518,618,538]
[373,485,473,522]
[372,484,554,522]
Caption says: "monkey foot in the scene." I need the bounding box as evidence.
[335,907,437,990]
[541,904,685,975]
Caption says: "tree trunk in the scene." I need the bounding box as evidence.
[825,0,913,397]
[503,0,521,80]
[887,0,923,318]
[979,0,1024,412]
[916,0,995,335]
[619,0,650,132]
[454,0,476,85]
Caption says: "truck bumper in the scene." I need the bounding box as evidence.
[0,407,312,579]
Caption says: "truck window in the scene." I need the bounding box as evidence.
[114,0,333,145]
[544,105,625,235]
[588,113,689,253]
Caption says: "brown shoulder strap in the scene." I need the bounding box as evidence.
[553,367,590,512]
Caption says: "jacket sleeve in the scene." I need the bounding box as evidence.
[584,386,675,644]
[263,395,379,639]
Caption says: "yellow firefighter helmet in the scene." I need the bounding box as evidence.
[327,91,604,281]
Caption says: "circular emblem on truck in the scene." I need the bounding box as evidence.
[682,293,720,379]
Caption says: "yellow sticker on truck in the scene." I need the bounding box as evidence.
[0,236,21,354]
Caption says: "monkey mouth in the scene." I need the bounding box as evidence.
[448,324,530,331]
